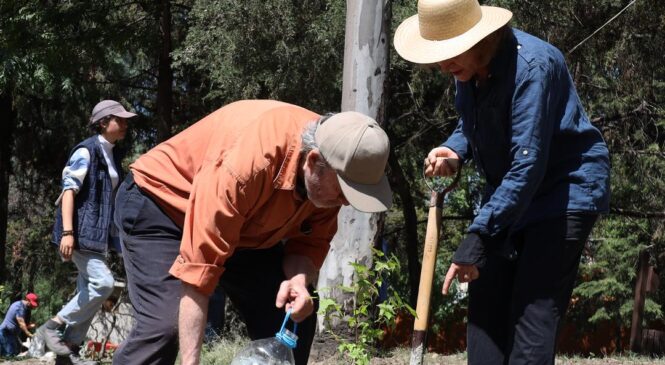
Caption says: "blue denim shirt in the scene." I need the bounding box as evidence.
[443,28,610,243]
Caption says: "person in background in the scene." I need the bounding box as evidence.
[0,293,39,357]
[112,100,392,365]
[394,0,610,364]
[38,100,136,365]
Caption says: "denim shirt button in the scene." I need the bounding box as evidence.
[522,149,529,156]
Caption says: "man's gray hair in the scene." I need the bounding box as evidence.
[301,113,334,166]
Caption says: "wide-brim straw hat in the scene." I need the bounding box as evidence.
[394,0,512,64]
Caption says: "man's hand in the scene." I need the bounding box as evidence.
[279,254,317,322]
[60,235,75,261]
[442,263,479,295]
[424,147,460,177]
[275,276,314,322]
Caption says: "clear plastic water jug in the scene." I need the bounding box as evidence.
[230,310,298,365]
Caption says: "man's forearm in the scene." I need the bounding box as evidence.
[179,283,209,365]
[17,318,31,337]
[61,190,75,230]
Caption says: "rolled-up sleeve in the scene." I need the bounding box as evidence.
[169,162,266,295]
[469,63,557,237]
[284,207,339,269]
[55,148,90,205]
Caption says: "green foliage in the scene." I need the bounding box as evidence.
[173,0,345,113]
[0,286,10,318]
[570,216,664,337]
[318,249,415,365]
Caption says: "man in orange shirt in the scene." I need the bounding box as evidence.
[112,100,392,365]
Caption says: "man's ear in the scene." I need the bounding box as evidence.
[305,149,322,168]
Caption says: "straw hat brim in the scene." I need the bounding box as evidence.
[394,6,513,64]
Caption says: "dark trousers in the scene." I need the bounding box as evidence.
[467,214,597,365]
[204,284,227,342]
[0,328,19,356]
[113,173,317,365]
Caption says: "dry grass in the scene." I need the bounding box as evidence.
[200,334,249,365]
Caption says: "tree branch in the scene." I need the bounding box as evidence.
[610,207,665,219]
[610,150,665,158]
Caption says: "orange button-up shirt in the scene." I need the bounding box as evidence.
[130,100,339,295]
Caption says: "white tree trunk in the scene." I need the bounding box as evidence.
[317,0,389,331]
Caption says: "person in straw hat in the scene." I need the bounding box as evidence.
[395,0,610,363]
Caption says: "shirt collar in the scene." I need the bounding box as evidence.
[97,134,115,149]
[469,28,517,92]
[295,170,307,201]
[487,27,518,82]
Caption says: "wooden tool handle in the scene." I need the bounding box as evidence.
[413,198,441,331]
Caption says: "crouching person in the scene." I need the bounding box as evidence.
[112,100,393,365]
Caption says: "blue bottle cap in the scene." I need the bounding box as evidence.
[275,309,298,349]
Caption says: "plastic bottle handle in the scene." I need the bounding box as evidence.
[280,309,298,334]
[275,309,299,349]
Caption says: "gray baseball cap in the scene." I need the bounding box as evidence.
[315,111,392,213]
[89,100,137,125]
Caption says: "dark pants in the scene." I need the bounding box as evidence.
[113,173,317,365]
[0,328,19,356]
[204,284,226,342]
[467,214,597,365]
